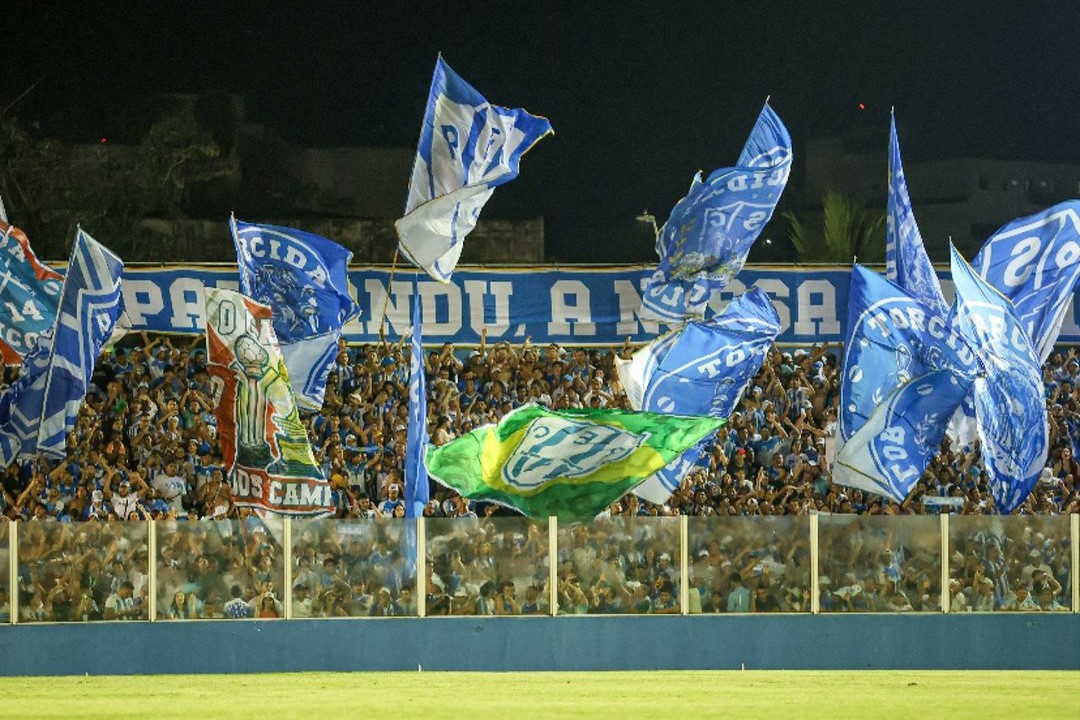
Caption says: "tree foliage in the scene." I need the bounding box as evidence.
[0,107,232,259]
[783,191,886,264]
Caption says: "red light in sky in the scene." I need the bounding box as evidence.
[857,102,866,111]
[100,137,107,143]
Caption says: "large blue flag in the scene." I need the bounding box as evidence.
[396,56,553,283]
[405,293,430,518]
[885,112,948,315]
[838,265,977,453]
[973,201,1080,362]
[232,218,361,411]
[950,244,1047,513]
[0,216,64,364]
[0,229,123,462]
[835,368,973,502]
[617,287,780,501]
[640,104,792,323]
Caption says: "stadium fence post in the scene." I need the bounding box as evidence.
[679,515,689,615]
[548,516,557,617]
[1072,513,1078,614]
[940,513,950,614]
[8,521,16,625]
[283,517,293,620]
[417,517,427,618]
[148,519,157,621]
[810,513,820,614]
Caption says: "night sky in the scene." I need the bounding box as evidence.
[5,1,1080,261]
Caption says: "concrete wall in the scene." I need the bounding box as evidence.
[3,615,1077,676]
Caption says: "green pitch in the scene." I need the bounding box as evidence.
[3,671,1078,719]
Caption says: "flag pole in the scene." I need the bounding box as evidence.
[379,245,401,338]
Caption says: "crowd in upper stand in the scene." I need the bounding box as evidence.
[2,331,1080,525]
[2,331,1076,622]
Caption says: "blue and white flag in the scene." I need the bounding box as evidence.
[405,294,430,517]
[835,368,972,502]
[396,56,553,283]
[232,218,361,411]
[885,113,947,315]
[618,287,780,501]
[950,244,1047,513]
[0,216,64,364]
[838,265,977,453]
[0,229,123,462]
[640,104,792,323]
[973,201,1080,362]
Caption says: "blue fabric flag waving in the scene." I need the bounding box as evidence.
[950,244,1047,513]
[405,293,430,517]
[836,368,973,502]
[838,265,977,454]
[973,201,1080,362]
[0,228,124,462]
[232,218,361,411]
[617,287,780,502]
[885,113,948,315]
[0,216,64,364]
[640,105,792,323]
[397,56,553,283]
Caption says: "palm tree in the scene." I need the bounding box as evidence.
[784,191,886,263]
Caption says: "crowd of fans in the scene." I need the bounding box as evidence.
[0,331,1076,619]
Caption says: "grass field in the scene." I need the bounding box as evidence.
[3,671,1079,719]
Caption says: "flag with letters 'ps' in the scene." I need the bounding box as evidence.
[397,56,553,283]
[231,218,361,411]
[426,404,724,520]
[0,228,123,463]
[973,200,1080,362]
[0,217,64,364]
[204,288,332,517]
[640,104,792,323]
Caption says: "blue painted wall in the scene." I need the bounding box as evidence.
[2,615,1078,675]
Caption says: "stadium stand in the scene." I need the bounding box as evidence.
[0,334,1076,620]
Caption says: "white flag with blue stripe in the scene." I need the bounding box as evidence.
[232,218,361,411]
[973,201,1080,362]
[640,104,792,323]
[618,287,780,502]
[396,56,553,283]
[885,113,947,315]
[0,228,123,462]
[950,244,1047,513]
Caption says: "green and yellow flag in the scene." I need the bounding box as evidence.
[426,405,723,520]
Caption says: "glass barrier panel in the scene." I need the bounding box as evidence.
[949,515,1072,612]
[425,518,549,616]
[818,515,941,612]
[16,521,149,623]
[556,517,680,615]
[291,518,418,617]
[155,517,284,620]
[0,523,9,623]
[687,516,811,613]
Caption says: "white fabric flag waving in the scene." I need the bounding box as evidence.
[396,56,553,283]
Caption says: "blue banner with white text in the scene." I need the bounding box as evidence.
[57,263,1080,347]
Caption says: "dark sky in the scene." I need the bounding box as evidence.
[5,1,1080,261]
